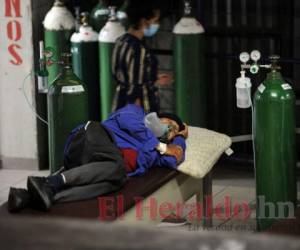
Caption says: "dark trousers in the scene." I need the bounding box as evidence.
[53,122,127,203]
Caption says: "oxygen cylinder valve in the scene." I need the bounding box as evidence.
[269,55,281,72]
[60,53,72,68]
[184,0,192,16]
[108,6,117,21]
[74,7,81,32]
[54,0,64,7]
[81,12,90,27]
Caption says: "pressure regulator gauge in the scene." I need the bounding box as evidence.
[250,50,261,62]
[239,52,250,64]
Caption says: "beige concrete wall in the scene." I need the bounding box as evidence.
[0,0,38,169]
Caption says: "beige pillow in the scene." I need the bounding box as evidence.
[177,126,232,179]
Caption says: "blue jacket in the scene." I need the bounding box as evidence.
[102,104,186,176]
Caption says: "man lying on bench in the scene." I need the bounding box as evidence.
[8,104,188,213]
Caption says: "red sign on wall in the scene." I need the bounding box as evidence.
[5,0,23,65]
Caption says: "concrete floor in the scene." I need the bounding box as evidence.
[208,168,257,232]
[0,167,298,233]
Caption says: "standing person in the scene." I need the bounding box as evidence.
[111,0,172,113]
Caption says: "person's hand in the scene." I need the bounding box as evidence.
[176,123,188,139]
[134,98,142,106]
[165,144,183,163]
[156,73,173,86]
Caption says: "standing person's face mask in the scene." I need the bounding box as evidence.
[142,9,161,37]
[143,24,160,37]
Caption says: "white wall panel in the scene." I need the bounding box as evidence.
[0,0,38,169]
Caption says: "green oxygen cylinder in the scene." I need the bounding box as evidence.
[71,13,100,121]
[90,0,109,32]
[254,56,296,231]
[173,1,206,127]
[47,53,89,173]
[43,0,75,86]
[99,6,125,120]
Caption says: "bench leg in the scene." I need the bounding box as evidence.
[197,171,213,228]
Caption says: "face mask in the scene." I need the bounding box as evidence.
[158,126,170,143]
[143,24,160,37]
[144,112,168,138]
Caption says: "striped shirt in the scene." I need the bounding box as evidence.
[111,33,159,113]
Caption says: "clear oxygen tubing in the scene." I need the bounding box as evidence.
[21,71,62,126]
[235,71,257,216]
[247,80,258,214]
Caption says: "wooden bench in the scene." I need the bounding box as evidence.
[0,167,212,227]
